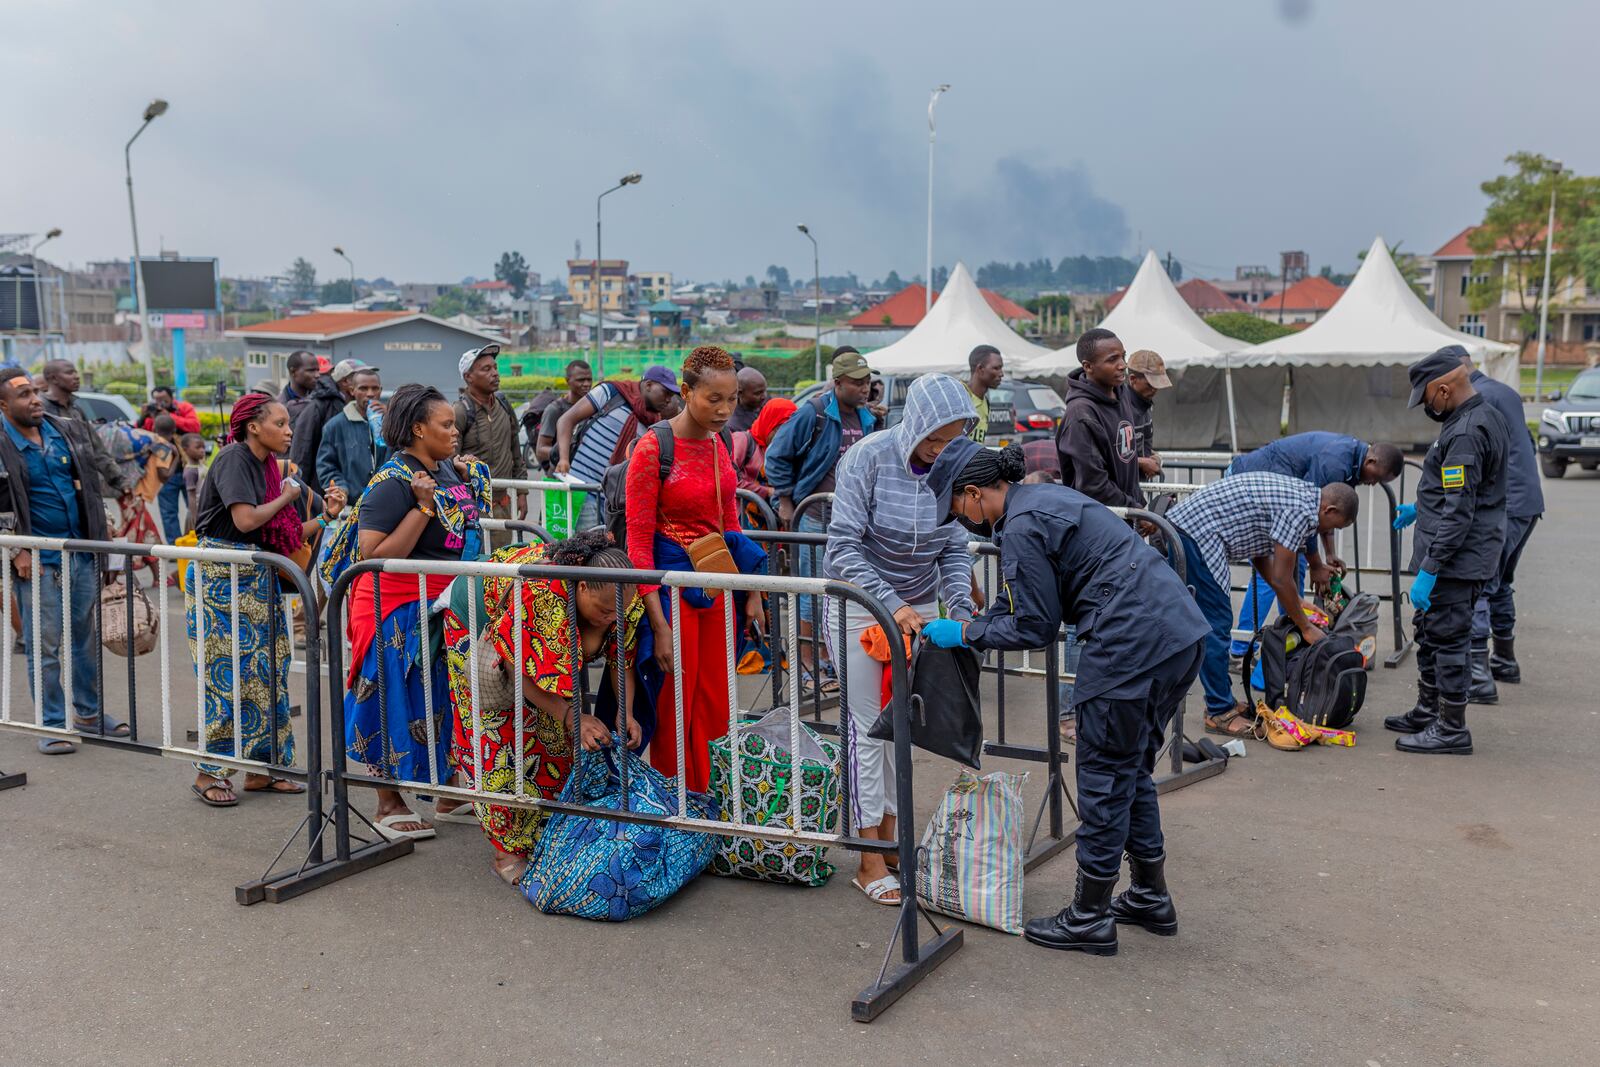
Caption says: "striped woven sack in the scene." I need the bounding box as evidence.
[522,739,718,921]
[707,709,842,886]
[915,769,1028,935]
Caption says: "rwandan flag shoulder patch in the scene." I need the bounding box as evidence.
[1441,465,1466,489]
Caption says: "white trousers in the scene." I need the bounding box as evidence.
[824,597,936,831]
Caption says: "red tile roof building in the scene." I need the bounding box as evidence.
[847,283,1036,329]
[1104,277,1249,315]
[1253,276,1345,324]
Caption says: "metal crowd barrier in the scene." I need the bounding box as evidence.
[489,477,604,544]
[320,555,960,1022]
[0,533,343,904]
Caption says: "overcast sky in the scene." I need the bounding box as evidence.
[6,0,1596,288]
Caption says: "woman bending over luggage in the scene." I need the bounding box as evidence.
[446,530,647,887]
[343,384,490,841]
[823,373,977,906]
[625,345,766,793]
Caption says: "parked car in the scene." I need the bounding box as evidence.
[74,391,141,425]
[989,378,1067,436]
[1537,367,1600,477]
[792,373,1031,446]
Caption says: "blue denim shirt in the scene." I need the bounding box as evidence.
[5,418,80,565]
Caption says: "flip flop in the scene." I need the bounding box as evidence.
[73,716,131,738]
[853,874,902,906]
[242,776,306,795]
[37,738,77,755]
[374,812,437,842]
[192,780,238,807]
[432,803,480,824]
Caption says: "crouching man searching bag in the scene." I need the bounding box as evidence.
[921,441,1209,955]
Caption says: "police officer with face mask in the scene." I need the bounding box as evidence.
[1387,347,1509,755]
[921,441,1209,955]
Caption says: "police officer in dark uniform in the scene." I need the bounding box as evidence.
[921,441,1209,955]
[1387,348,1509,755]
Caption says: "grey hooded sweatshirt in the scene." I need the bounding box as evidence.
[823,373,977,618]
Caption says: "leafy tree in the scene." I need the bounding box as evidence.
[1318,264,1354,286]
[428,286,488,319]
[495,251,531,298]
[765,264,791,289]
[883,270,904,291]
[743,275,757,289]
[1467,152,1600,349]
[1356,240,1428,301]
[319,278,354,304]
[1204,312,1297,344]
[930,265,949,291]
[287,257,317,299]
[1574,213,1600,292]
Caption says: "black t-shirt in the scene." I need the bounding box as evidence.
[195,443,271,545]
[358,455,477,561]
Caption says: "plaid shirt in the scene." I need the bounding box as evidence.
[1168,471,1320,590]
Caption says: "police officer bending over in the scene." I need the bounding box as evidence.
[922,441,1209,955]
[1388,347,1509,755]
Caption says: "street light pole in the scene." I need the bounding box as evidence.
[798,225,821,382]
[1533,160,1562,400]
[29,228,61,361]
[925,84,949,314]
[333,246,356,307]
[125,98,168,395]
[594,172,642,380]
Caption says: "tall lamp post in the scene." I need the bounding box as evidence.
[925,83,950,313]
[333,246,356,307]
[125,98,168,395]
[1533,160,1562,401]
[797,224,822,382]
[594,172,642,379]
[29,228,62,362]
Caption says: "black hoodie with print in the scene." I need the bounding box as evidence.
[1055,367,1144,509]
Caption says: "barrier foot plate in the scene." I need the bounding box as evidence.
[850,926,963,1023]
[0,770,25,791]
[1383,638,1415,669]
[1154,755,1227,794]
[235,838,414,906]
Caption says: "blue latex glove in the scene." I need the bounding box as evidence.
[1393,503,1417,530]
[1409,569,1436,612]
[921,618,967,649]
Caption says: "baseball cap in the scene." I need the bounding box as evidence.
[1407,345,1469,408]
[641,365,681,394]
[331,358,377,383]
[1127,349,1172,389]
[830,349,873,380]
[316,355,333,374]
[458,344,501,378]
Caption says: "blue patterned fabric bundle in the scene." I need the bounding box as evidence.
[522,739,717,921]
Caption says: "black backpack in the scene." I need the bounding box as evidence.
[1249,615,1368,730]
[601,423,732,551]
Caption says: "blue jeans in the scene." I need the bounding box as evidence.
[576,493,602,533]
[794,511,827,627]
[16,553,102,728]
[158,467,185,543]
[1177,531,1237,715]
[1056,625,1081,722]
[1230,554,1307,656]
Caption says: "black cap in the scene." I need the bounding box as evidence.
[1407,345,1470,409]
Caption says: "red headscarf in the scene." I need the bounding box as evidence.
[750,398,798,450]
[228,393,304,557]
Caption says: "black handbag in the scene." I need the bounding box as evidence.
[867,640,983,769]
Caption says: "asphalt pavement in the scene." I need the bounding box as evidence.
[2,470,1598,1066]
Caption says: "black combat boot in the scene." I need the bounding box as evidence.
[1490,634,1521,684]
[1384,680,1438,733]
[1396,698,1473,755]
[1467,643,1499,705]
[1023,868,1119,955]
[1110,852,1177,936]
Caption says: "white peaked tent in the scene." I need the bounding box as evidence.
[1017,250,1276,450]
[863,261,1055,375]
[1236,236,1520,446]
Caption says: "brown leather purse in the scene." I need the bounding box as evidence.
[684,436,737,576]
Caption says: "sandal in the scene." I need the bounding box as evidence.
[192,779,239,807]
[73,716,131,738]
[853,874,902,906]
[37,738,77,755]
[242,776,306,795]
[1204,704,1255,738]
[492,856,529,886]
[374,812,436,842]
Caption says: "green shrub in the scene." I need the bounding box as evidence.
[1204,313,1297,344]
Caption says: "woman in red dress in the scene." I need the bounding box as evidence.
[625,346,765,792]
